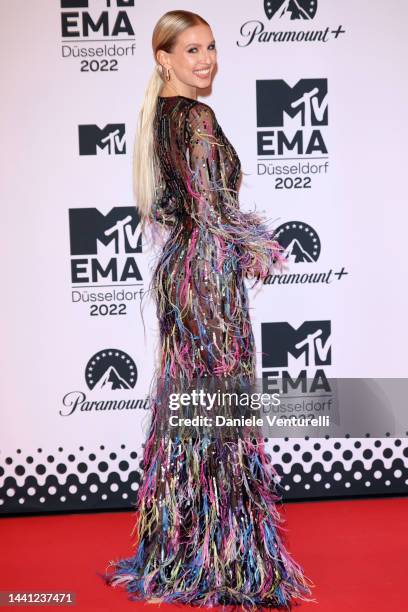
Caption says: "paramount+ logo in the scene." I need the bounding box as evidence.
[237,1,346,47]
[60,348,150,417]
[264,221,349,286]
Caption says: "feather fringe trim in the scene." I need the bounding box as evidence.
[102,421,315,610]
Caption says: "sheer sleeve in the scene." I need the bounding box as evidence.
[182,102,287,287]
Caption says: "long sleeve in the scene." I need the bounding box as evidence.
[181,102,287,287]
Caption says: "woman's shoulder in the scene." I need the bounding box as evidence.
[185,99,218,130]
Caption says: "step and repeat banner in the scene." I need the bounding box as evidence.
[1,0,407,514]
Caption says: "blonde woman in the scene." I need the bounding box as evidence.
[102,9,314,609]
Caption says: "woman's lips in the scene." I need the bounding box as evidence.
[193,67,212,79]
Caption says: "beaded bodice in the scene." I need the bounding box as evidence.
[152,95,241,231]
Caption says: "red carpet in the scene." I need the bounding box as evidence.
[1,496,406,610]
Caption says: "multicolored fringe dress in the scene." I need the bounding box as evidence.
[101,95,314,609]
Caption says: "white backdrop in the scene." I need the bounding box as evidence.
[1,0,407,514]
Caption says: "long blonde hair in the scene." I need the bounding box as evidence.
[134,10,209,233]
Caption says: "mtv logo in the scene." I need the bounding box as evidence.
[61,1,134,7]
[262,321,332,368]
[78,124,126,155]
[257,79,328,128]
[69,207,142,256]
[61,0,88,7]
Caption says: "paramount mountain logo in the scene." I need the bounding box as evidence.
[263,220,349,287]
[85,348,136,390]
[60,348,149,416]
[274,221,321,263]
[264,0,318,21]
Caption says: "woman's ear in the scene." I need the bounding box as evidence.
[156,49,168,70]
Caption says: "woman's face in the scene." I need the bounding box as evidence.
[159,24,217,93]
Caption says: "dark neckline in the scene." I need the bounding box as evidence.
[158,95,198,102]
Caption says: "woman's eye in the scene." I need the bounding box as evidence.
[187,44,216,53]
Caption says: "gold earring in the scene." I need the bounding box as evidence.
[165,68,171,81]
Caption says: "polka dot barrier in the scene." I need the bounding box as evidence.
[0,445,142,513]
[266,437,408,499]
[0,438,407,512]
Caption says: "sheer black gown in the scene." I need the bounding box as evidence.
[102,95,314,610]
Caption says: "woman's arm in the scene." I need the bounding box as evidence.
[182,102,287,287]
